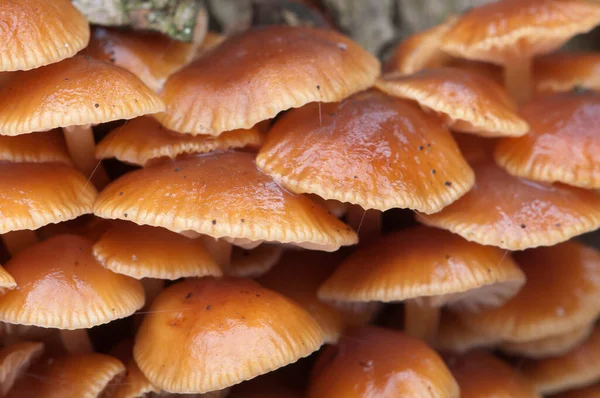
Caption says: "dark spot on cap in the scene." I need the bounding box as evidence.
[555,223,561,227]
[185,292,192,299]
[444,181,452,187]
[521,224,526,229]
[175,167,182,172]
[431,169,436,174]
[124,213,128,217]
[206,305,211,310]
[241,218,245,223]
[94,103,99,108]
[65,78,69,81]
[354,175,358,179]
[418,145,424,151]
[119,192,123,196]
[212,220,217,225]
[445,254,450,259]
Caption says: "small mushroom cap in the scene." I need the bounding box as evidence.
[0,0,90,71]
[0,55,165,136]
[441,0,600,65]
[446,58,503,85]
[84,27,199,92]
[553,384,600,398]
[376,67,529,137]
[307,326,459,398]
[523,325,600,395]
[0,234,145,329]
[535,52,600,93]
[445,351,540,398]
[495,91,600,188]
[418,161,600,250]
[7,353,125,398]
[501,322,594,359]
[133,277,324,393]
[0,130,71,164]
[458,242,600,342]
[318,226,525,311]
[257,91,474,213]
[96,116,262,166]
[260,251,378,344]
[110,340,158,398]
[0,265,16,295]
[157,25,380,136]
[383,15,457,74]
[93,222,222,280]
[0,163,97,234]
[0,341,44,396]
[435,310,500,354]
[228,245,283,278]
[94,151,357,251]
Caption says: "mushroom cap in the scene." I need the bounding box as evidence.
[376,67,529,137]
[418,161,600,250]
[257,91,474,213]
[93,222,222,280]
[318,226,525,311]
[0,341,44,396]
[0,234,145,329]
[0,0,90,71]
[457,242,600,342]
[7,353,125,398]
[307,326,459,398]
[523,325,600,395]
[228,245,283,278]
[0,55,165,136]
[260,251,378,344]
[113,357,158,398]
[445,58,504,85]
[0,265,16,295]
[157,25,380,136]
[441,0,600,65]
[445,351,540,398]
[94,151,357,251]
[96,116,262,166]
[435,310,500,354]
[133,277,324,393]
[383,15,457,74]
[0,162,97,234]
[535,52,600,93]
[495,91,600,188]
[553,384,600,398]
[501,322,594,359]
[0,130,71,164]
[84,27,199,92]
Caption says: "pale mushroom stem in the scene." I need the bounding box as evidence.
[60,329,94,354]
[404,299,440,343]
[142,278,165,306]
[2,230,38,256]
[346,206,381,245]
[504,57,532,105]
[63,125,110,189]
[198,236,233,269]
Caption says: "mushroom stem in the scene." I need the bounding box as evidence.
[142,278,165,306]
[59,329,94,354]
[63,125,110,189]
[404,299,440,343]
[346,206,381,245]
[198,236,232,268]
[2,230,38,256]
[504,57,532,105]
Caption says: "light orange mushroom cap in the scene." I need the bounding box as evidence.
[441,0,600,65]
[523,325,600,395]
[376,67,529,137]
[133,277,324,393]
[307,326,459,398]
[445,351,540,398]
[553,384,600,398]
[157,25,380,136]
[495,91,600,189]
[84,27,200,92]
[93,222,222,280]
[418,160,600,250]
[0,234,145,329]
[0,341,44,396]
[319,226,525,311]
[0,0,90,71]
[535,52,600,93]
[96,116,262,166]
[0,55,165,136]
[457,242,600,342]
[257,91,474,214]
[0,130,71,164]
[110,340,158,398]
[228,244,283,278]
[0,162,97,234]
[94,151,357,251]
[7,353,125,398]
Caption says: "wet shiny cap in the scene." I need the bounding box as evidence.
[535,52,600,93]
[0,234,145,329]
[157,25,380,136]
[133,277,324,393]
[94,151,357,251]
[441,0,600,65]
[0,130,71,164]
[307,326,459,398]
[0,0,90,71]
[257,91,474,214]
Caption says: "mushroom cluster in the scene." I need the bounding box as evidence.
[1,0,600,396]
